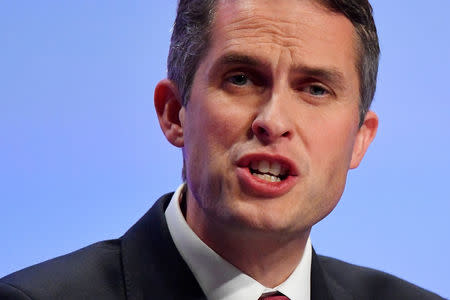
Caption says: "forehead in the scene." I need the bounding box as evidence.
[207,0,358,73]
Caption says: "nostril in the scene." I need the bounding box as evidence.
[257,126,268,136]
[252,118,291,142]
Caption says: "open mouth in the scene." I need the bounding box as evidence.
[236,154,298,196]
[248,160,289,182]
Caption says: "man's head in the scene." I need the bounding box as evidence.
[155,0,379,244]
[168,0,379,124]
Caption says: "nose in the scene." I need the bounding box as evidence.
[251,94,293,144]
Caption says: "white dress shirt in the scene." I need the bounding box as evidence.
[165,184,312,300]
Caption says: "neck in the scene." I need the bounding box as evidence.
[184,190,310,288]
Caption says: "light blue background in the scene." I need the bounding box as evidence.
[1,1,449,298]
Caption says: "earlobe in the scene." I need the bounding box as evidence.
[154,79,185,147]
[349,111,378,169]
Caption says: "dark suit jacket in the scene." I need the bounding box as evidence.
[0,193,444,299]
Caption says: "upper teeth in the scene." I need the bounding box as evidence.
[250,160,286,176]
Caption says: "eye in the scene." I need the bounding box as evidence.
[302,84,330,97]
[227,74,249,86]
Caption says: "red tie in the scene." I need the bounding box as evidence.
[258,292,290,300]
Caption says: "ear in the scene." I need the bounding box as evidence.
[349,110,378,169]
[154,79,185,147]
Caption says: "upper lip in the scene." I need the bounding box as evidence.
[236,153,299,176]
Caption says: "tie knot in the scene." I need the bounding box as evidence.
[258,291,290,300]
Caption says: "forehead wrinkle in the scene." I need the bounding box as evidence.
[222,15,308,50]
[216,0,358,58]
[218,31,305,72]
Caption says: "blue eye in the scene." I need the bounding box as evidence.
[228,74,248,86]
[308,85,328,96]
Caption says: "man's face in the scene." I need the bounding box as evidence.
[178,0,376,238]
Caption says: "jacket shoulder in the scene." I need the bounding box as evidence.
[0,239,126,300]
[318,255,444,300]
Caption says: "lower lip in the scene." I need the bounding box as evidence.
[236,167,298,198]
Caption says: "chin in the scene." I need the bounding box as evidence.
[221,199,306,235]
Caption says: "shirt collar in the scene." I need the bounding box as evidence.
[165,184,312,300]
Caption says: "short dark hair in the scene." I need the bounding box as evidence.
[167,0,216,107]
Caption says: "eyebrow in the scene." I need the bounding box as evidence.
[292,64,347,91]
[208,53,271,78]
[219,53,269,68]
[210,52,347,90]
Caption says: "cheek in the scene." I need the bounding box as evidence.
[191,98,253,150]
[183,96,252,173]
[311,107,358,160]
[306,111,359,189]
[183,98,253,210]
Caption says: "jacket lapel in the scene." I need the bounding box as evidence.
[120,193,207,300]
[311,248,353,300]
